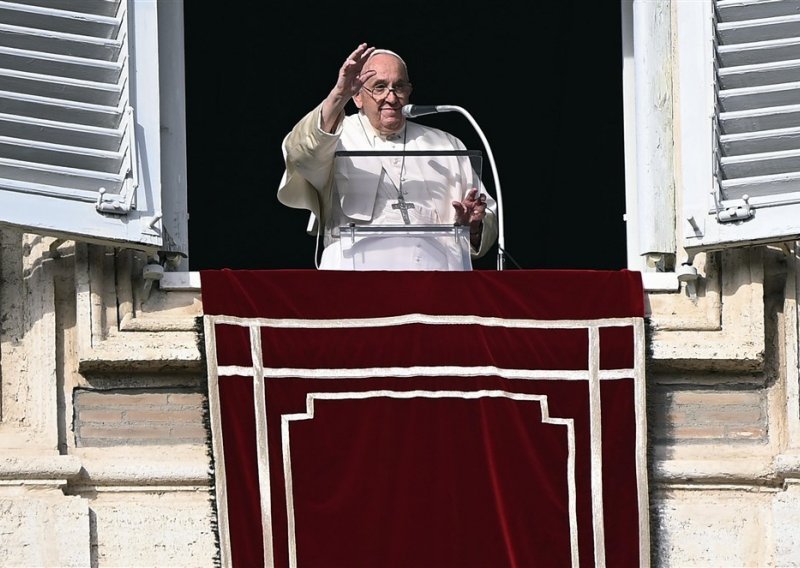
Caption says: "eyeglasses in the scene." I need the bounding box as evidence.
[361,82,413,100]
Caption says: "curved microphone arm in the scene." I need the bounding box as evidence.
[402,104,506,270]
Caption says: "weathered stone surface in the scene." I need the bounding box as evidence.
[0,488,90,568]
[89,489,217,567]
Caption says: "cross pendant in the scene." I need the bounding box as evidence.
[392,194,415,224]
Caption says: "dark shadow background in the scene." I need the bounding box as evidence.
[183,3,626,271]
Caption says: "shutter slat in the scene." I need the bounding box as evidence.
[718,82,800,112]
[720,126,800,155]
[0,136,124,173]
[0,113,123,151]
[718,37,800,66]
[0,23,122,59]
[720,173,800,201]
[718,14,800,43]
[719,104,800,133]
[0,69,122,106]
[0,2,121,38]
[0,91,122,127]
[0,45,123,83]
[718,58,800,88]
[720,147,800,178]
[717,0,800,22]
[12,0,119,18]
[0,156,123,193]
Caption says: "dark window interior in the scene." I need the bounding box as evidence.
[183,3,625,271]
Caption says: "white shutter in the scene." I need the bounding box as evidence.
[0,0,163,249]
[683,0,800,252]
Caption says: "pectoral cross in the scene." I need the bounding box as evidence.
[392,193,415,224]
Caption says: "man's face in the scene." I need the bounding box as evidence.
[353,54,412,136]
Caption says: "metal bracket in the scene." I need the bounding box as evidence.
[686,216,703,238]
[677,261,700,302]
[713,192,754,223]
[141,261,164,302]
[95,188,130,215]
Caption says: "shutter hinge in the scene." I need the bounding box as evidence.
[712,192,753,223]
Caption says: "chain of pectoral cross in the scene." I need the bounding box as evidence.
[388,126,411,224]
[358,114,413,224]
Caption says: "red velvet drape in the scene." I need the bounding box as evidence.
[202,269,647,567]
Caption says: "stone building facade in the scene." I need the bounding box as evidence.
[3,1,800,566]
[0,237,214,566]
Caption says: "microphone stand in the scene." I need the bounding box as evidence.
[403,105,506,270]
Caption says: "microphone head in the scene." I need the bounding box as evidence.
[402,104,443,118]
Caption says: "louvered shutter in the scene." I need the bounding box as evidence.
[684,0,800,251]
[0,0,163,249]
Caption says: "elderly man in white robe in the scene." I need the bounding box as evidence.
[278,43,498,270]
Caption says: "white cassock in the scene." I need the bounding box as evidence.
[278,104,498,271]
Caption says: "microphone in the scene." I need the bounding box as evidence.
[401,104,507,270]
[402,104,452,118]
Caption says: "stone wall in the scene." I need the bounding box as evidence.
[1,228,799,566]
[0,230,216,567]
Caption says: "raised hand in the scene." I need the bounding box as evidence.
[335,43,377,98]
[321,43,376,132]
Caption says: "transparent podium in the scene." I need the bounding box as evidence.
[337,223,472,271]
[329,149,482,271]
